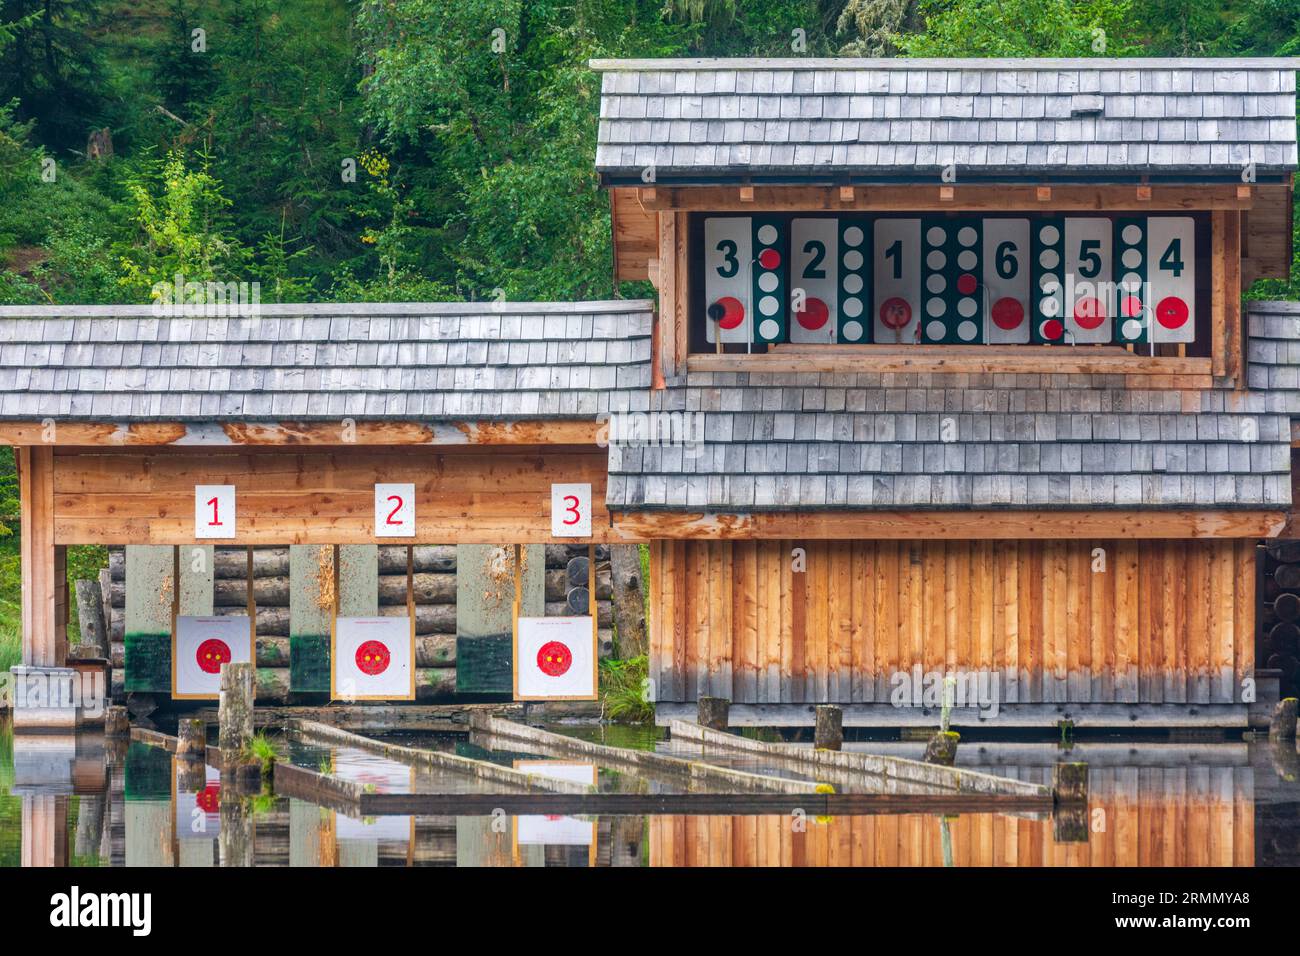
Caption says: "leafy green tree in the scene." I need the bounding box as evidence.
[896,0,1138,56]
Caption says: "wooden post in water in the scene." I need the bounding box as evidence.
[219,661,254,765]
[177,718,206,757]
[814,705,843,750]
[218,774,254,867]
[103,705,129,737]
[1052,762,1089,803]
[698,696,730,731]
[1270,698,1298,740]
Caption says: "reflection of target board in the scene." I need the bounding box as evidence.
[333,758,414,842]
[513,761,597,860]
[332,616,414,701]
[514,616,596,700]
[872,219,920,344]
[173,615,254,699]
[173,760,221,841]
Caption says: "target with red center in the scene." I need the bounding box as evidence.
[174,615,253,698]
[790,217,838,342]
[796,297,830,330]
[879,297,912,330]
[1145,217,1195,343]
[1063,217,1112,342]
[1155,295,1189,329]
[175,762,222,840]
[334,616,413,700]
[516,616,596,700]
[983,219,1030,343]
[1073,296,1106,331]
[713,295,745,330]
[355,639,391,676]
[873,218,920,343]
[537,640,573,677]
[196,638,231,675]
[196,783,219,814]
[703,217,754,344]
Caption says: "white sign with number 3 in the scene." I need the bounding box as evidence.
[194,485,236,539]
[551,483,591,538]
[374,483,415,537]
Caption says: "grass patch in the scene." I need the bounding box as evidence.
[600,655,653,723]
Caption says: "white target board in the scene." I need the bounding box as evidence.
[1063,218,1112,343]
[704,217,752,343]
[515,761,597,848]
[333,616,414,701]
[872,219,921,344]
[551,483,592,538]
[514,616,596,701]
[374,483,415,538]
[173,615,254,699]
[790,218,837,343]
[982,219,1030,343]
[1146,217,1196,342]
[175,762,221,840]
[194,485,236,539]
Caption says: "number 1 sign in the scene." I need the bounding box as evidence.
[551,483,591,538]
[375,483,415,537]
[194,485,236,539]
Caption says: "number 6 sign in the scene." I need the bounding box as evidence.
[194,485,236,539]
[375,483,415,537]
[551,483,591,538]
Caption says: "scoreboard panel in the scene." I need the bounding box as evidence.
[697,213,1199,349]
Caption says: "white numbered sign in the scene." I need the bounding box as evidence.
[873,218,921,344]
[704,217,753,344]
[982,218,1030,343]
[551,483,592,538]
[1063,217,1112,343]
[194,485,236,539]
[790,217,838,343]
[374,482,415,537]
[1146,217,1196,343]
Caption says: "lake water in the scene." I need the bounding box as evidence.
[3,717,1297,867]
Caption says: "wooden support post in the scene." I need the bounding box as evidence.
[218,661,255,764]
[72,579,107,658]
[657,211,680,378]
[1269,697,1297,741]
[697,696,730,730]
[1225,211,1243,386]
[814,704,843,750]
[1211,210,1227,378]
[219,777,254,867]
[104,705,129,737]
[18,445,60,667]
[1052,762,1089,803]
[177,717,206,757]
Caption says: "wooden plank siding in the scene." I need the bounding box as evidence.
[48,446,634,545]
[648,539,1254,706]
[648,766,1253,867]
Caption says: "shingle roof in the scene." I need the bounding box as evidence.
[592,57,1300,183]
[0,301,654,421]
[607,302,1300,511]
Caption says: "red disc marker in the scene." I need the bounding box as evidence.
[196,639,231,675]
[355,640,391,676]
[537,640,573,678]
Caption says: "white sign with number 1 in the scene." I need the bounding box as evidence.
[375,483,415,537]
[195,485,236,539]
[551,483,591,538]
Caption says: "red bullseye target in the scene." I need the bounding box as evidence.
[195,783,220,814]
[1073,296,1106,330]
[537,640,573,678]
[797,297,829,330]
[713,296,745,330]
[355,639,391,676]
[991,297,1025,330]
[196,638,231,675]
[1155,296,1189,329]
[880,297,912,330]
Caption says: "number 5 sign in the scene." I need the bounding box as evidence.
[375,483,415,537]
[551,483,591,538]
[195,485,236,539]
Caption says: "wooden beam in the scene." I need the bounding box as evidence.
[0,420,604,447]
[636,184,1255,212]
[19,445,62,666]
[1211,210,1227,378]
[1225,211,1243,386]
[612,510,1287,540]
[657,211,681,378]
[688,346,1212,380]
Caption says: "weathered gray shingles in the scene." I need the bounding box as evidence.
[596,63,1299,175]
[0,306,653,422]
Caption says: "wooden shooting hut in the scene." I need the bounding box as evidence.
[4,56,1300,731]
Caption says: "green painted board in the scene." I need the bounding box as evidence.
[455,545,543,695]
[125,546,174,693]
[289,545,332,693]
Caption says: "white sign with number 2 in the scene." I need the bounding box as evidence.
[374,483,415,537]
[551,483,591,537]
[194,485,236,539]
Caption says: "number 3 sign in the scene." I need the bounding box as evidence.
[195,485,236,539]
[551,483,591,538]
[375,483,415,537]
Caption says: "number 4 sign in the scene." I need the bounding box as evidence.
[195,485,236,539]
[375,483,415,537]
[551,483,591,538]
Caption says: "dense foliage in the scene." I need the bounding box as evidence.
[0,0,1294,306]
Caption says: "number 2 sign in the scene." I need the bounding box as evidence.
[194,485,236,539]
[551,483,592,538]
[375,483,415,537]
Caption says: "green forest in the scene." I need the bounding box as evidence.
[0,0,1297,669]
